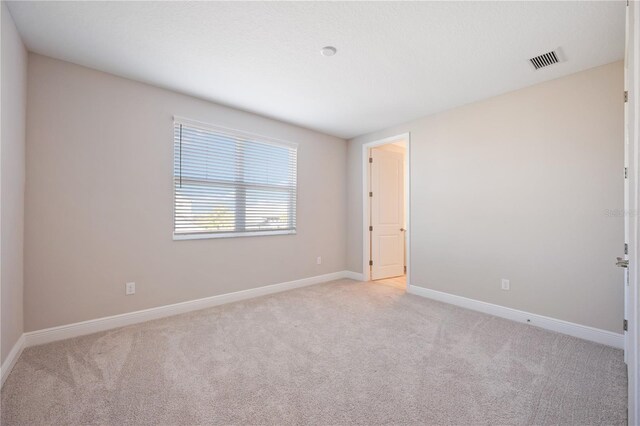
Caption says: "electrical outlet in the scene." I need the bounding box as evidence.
[126,282,136,295]
[501,279,510,291]
[316,256,322,265]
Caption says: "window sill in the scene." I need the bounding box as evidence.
[173,230,297,241]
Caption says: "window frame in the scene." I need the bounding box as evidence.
[172,116,298,241]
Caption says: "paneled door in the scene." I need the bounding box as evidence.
[370,148,405,280]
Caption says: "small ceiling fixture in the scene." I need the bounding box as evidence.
[321,46,337,57]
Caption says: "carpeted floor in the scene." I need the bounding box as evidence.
[1,279,627,425]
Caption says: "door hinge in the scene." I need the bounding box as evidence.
[625,243,629,255]
[404,265,407,273]
[369,157,373,163]
[624,319,628,331]
[625,167,628,179]
[369,260,373,266]
[369,226,373,231]
[625,91,629,103]
[369,191,373,197]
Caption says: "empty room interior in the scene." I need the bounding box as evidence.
[3,1,640,425]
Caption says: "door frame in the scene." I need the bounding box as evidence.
[626,1,639,423]
[362,133,411,288]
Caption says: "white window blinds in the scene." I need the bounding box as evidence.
[173,118,297,239]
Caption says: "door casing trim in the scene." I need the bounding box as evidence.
[361,133,411,288]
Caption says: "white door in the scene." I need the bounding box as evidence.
[623,3,639,422]
[370,148,405,280]
[624,9,630,360]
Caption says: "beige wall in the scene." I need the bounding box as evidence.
[1,3,27,363]
[349,61,624,333]
[19,54,626,334]
[24,54,347,332]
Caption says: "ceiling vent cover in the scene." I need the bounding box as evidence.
[529,51,559,70]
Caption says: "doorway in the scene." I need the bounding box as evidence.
[362,133,411,290]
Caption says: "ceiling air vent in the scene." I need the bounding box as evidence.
[529,50,559,70]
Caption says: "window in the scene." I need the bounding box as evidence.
[173,118,297,239]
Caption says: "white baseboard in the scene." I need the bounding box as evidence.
[24,270,360,348]
[1,334,25,387]
[343,271,365,281]
[407,285,624,349]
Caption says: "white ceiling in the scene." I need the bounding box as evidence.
[7,1,625,139]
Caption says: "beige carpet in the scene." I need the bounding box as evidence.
[1,279,627,425]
